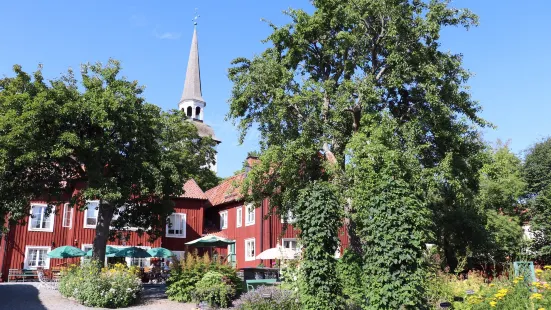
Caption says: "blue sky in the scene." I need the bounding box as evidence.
[1,1,550,178]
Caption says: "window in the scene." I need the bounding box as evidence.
[62,204,72,228]
[24,246,51,269]
[29,204,54,232]
[186,106,192,117]
[220,211,228,229]
[195,107,201,118]
[131,257,150,268]
[236,207,242,227]
[282,238,300,252]
[166,213,186,238]
[110,204,138,230]
[281,210,297,224]
[245,204,255,226]
[245,238,255,261]
[81,244,93,263]
[84,200,99,228]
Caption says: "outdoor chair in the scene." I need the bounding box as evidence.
[37,268,59,290]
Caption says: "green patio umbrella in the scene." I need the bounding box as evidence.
[185,235,235,247]
[147,247,174,258]
[114,246,151,258]
[47,246,86,258]
[84,246,120,257]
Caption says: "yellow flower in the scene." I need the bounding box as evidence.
[490,301,497,307]
[489,283,495,287]
[536,269,544,275]
[537,308,545,310]
[530,293,543,300]
[544,265,551,270]
[544,283,550,289]
[513,280,519,284]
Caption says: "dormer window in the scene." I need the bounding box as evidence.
[186,106,192,117]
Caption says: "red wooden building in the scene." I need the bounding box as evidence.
[0,27,349,281]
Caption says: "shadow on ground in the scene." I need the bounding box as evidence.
[0,284,47,310]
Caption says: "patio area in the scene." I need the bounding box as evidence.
[0,283,196,310]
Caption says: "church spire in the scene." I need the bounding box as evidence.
[180,27,205,104]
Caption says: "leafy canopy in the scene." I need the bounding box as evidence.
[0,60,216,260]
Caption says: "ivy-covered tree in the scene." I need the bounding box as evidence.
[228,0,486,306]
[0,60,216,263]
[348,114,432,309]
[295,181,343,310]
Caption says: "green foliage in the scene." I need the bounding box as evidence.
[524,137,551,196]
[336,249,364,307]
[0,60,216,259]
[227,0,487,307]
[59,262,142,308]
[483,210,523,263]
[193,271,236,308]
[530,185,551,259]
[295,182,344,310]
[348,114,432,309]
[166,251,242,303]
[478,141,526,215]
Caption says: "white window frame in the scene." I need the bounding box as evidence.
[166,213,186,238]
[236,207,242,228]
[62,203,73,228]
[245,204,255,226]
[245,238,256,261]
[83,200,99,229]
[81,244,93,263]
[220,211,228,229]
[28,204,55,232]
[24,246,51,269]
[281,210,297,224]
[282,238,301,252]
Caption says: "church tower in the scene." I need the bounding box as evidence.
[179,26,220,173]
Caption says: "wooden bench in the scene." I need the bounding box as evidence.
[246,279,277,292]
[8,269,37,282]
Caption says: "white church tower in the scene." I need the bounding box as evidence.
[179,25,220,173]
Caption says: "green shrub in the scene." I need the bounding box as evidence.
[166,251,242,303]
[193,271,235,308]
[59,262,142,308]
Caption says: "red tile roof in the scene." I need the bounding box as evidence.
[180,179,207,200]
[205,173,245,206]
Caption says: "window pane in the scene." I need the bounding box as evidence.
[86,202,98,226]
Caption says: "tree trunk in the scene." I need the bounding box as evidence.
[92,200,115,266]
[344,199,363,256]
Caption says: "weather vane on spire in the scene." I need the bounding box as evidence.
[192,8,200,26]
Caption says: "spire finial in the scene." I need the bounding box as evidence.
[193,8,200,26]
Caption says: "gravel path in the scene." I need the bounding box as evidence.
[0,283,196,310]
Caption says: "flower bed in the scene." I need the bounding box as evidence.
[429,266,551,309]
[59,262,142,308]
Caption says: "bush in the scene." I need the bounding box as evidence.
[166,251,242,303]
[193,271,235,308]
[232,285,300,310]
[59,262,142,308]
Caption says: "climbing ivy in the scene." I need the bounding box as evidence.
[348,114,432,309]
[295,181,344,310]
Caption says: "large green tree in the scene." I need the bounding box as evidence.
[0,60,216,262]
[228,0,486,307]
[524,138,551,260]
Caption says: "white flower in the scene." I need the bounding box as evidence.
[293,276,297,281]
[294,287,298,292]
